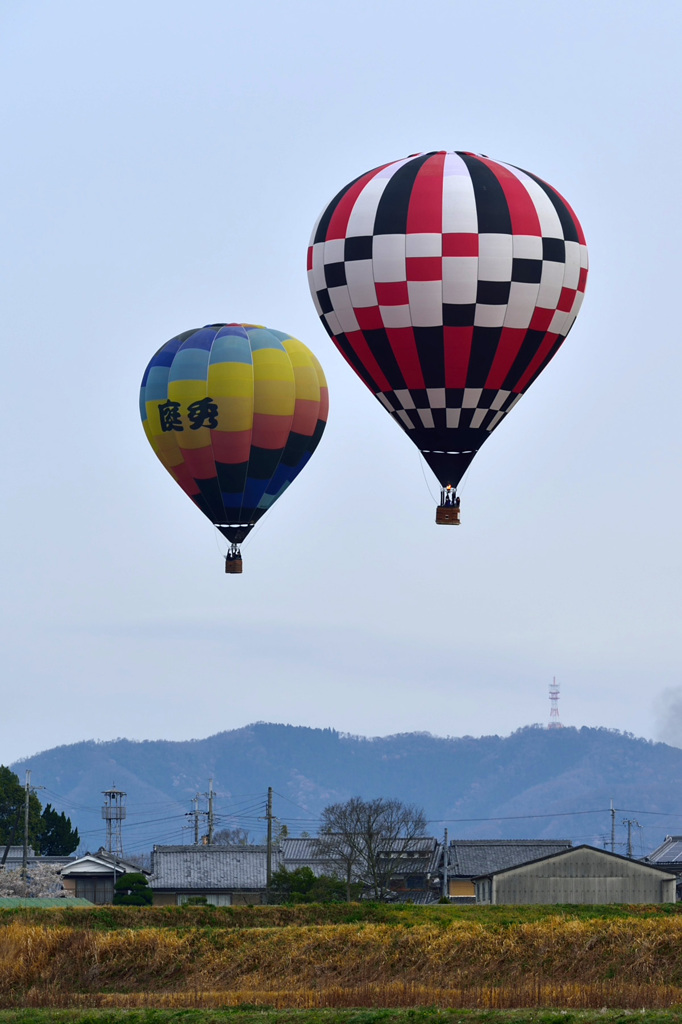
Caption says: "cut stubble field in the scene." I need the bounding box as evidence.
[2,904,682,1014]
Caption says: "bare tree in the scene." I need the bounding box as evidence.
[318,797,427,901]
[212,826,251,846]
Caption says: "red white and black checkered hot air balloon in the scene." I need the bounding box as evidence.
[307,151,588,524]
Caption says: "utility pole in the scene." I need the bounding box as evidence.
[622,819,642,858]
[442,827,449,900]
[185,795,206,845]
[266,787,273,889]
[610,799,616,853]
[22,771,31,883]
[207,780,215,845]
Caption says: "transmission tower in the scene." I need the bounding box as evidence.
[548,677,563,729]
[101,787,127,857]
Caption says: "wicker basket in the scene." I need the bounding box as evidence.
[225,556,243,574]
[436,505,461,526]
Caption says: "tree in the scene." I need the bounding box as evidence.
[318,797,427,901]
[268,865,351,904]
[113,872,153,906]
[212,827,251,846]
[38,804,79,856]
[0,766,42,852]
[0,863,74,898]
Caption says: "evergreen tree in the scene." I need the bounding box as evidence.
[0,766,42,850]
[38,804,80,855]
[113,872,153,906]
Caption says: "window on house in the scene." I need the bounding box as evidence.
[75,878,114,904]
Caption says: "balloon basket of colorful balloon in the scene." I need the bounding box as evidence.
[225,553,243,574]
[436,505,461,526]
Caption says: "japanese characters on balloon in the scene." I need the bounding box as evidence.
[307,151,588,524]
[140,324,328,573]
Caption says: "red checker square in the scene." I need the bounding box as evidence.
[529,307,554,331]
[375,281,409,306]
[578,267,588,292]
[443,233,479,257]
[406,256,442,281]
[306,246,314,271]
[557,287,576,313]
[355,305,385,330]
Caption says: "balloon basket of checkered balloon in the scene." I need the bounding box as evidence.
[436,505,461,526]
[225,551,243,574]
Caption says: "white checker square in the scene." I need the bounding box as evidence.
[407,280,443,326]
[310,287,323,316]
[474,303,507,328]
[536,260,564,308]
[548,308,569,335]
[442,171,478,233]
[311,243,327,291]
[487,410,504,431]
[426,387,446,408]
[346,176,389,236]
[562,241,581,290]
[446,408,461,428]
[442,256,477,304]
[478,255,513,282]
[323,238,345,264]
[579,244,589,269]
[324,311,342,335]
[504,281,539,329]
[522,178,562,238]
[397,410,414,429]
[418,408,435,429]
[377,393,395,412]
[471,408,487,429]
[379,303,412,328]
[512,234,543,260]
[490,389,510,411]
[478,233,513,260]
[405,233,442,257]
[373,234,406,283]
[394,389,415,410]
[335,304,360,333]
[345,260,377,308]
[463,387,482,408]
[507,394,522,411]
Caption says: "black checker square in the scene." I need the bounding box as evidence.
[443,303,476,327]
[446,387,465,408]
[542,237,566,263]
[345,235,374,261]
[476,280,511,305]
[316,288,334,314]
[478,389,500,409]
[511,258,543,284]
[408,388,429,409]
[324,262,347,288]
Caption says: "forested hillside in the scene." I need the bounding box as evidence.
[10,724,682,856]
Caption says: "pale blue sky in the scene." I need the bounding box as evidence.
[1,0,681,764]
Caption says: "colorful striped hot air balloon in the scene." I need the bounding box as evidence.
[307,151,588,525]
[140,323,328,572]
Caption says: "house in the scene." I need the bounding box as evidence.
[443,839,573,903]
[641,835,682,897]
[280,835,442,902]
[60,848,144,904]
[149,845,282,906]
[474,844,677,905]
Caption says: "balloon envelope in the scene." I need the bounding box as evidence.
[140,323,328,543]
[308,151,587,488]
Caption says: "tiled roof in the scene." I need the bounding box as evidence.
[642,836,682,866]
[448,840,573,877]
[281,837,441,878]
[150,845,282,891]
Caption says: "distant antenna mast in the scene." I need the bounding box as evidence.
[548,676,563,729]
[102,787,127,857]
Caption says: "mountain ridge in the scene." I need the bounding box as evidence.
[10,723,682,857]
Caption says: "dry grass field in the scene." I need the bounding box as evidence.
[2,905,682,1012]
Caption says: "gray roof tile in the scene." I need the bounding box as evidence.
[150,845,282,891]
[448,840,573,876]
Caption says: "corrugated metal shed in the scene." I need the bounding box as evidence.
[448,839,573,877]
[150,845,282,891]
